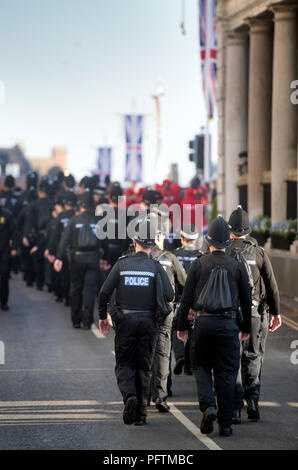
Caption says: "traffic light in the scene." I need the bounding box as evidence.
[189,135,204,170]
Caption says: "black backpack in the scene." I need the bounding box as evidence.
[77,220,98,251]
[197,264,233,312]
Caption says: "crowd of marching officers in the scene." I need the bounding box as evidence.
[0,171,281,436]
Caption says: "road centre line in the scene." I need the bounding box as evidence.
[168,403,222,451]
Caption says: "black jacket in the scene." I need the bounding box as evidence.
[48,209,76,256]
[0,206,15,253]
[174,245,203,274]
[226,238,280,316]
[178,251,252,333]
[98,251,174,319]
[56,210,108,260]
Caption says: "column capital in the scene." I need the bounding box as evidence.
[246,17,273,34]
[269,3,298,21]
[226,31,248,46]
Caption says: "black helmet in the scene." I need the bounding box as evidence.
[205,216,232,249]
[228,205,251,236]
[38,179,51,195]
[78,191,93,209]
[26,171,38,189]
[64,174,76,189]
[110,184,123,203]
[134,218,156,248]
[4,175,15,189]
[64,192,77,207]
[142,189,161,206]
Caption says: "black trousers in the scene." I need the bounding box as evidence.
[32,250,45,290]
[70,254,100,327]
[115,312,157,416]
[234,310,269,409]
[0,252,11,306]
[191,316,240,428]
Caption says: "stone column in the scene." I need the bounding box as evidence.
[224,31,249,218]
[271,5,297,225]
[215,7,228,217]
[247,19,273,219]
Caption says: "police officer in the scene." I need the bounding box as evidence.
[0,197,17,310]
[0,175,20,216]
[54,191,108,329]
[226,206,281,423]
[16,186,38,287]
[23,179,53,291]
[48,192,77,305]
[98,219,174,426]
[177,216,252,437]
[173,224,204,376]
[150,229,187,411]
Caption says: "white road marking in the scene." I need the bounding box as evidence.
[0,401,100,407]
[282,315,298,332]
[168,403,222,451]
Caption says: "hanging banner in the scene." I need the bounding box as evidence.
[124,114,143,182]
[98,147,112,184]
[199,0,217,119]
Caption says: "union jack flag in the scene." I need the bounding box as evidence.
[98,147,111,183]
[199,0,217,119]
[124,114,144,182]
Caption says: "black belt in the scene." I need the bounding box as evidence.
[74,251,98,255]
[196,311,237,319]
[121,309,153,315]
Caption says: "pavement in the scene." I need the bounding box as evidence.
[0,274,297,451]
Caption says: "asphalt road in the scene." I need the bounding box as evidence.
[0,274,297,451]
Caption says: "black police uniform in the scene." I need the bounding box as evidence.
[178,251,252,429]
[23,191,53,290]
[0,205,15,308]
[15,188,37,286]
[56,205,108,328]
[173,243,203,375]
[48,205,76,304]
[150,245,186,406]
[178,217,252,433]
[226,236,280,412]
[98,250,174,421]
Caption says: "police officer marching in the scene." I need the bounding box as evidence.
[226,206,281,423]
[173,224,204,376]
[54,191,108,329]
[177,216,252,437]
[98,219,174,426]
[150,229,187,411]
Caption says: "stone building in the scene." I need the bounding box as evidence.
[29,147,68,177]
[216,0,298,225]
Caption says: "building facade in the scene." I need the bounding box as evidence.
[29,147,68,177]
[216,0,298,225]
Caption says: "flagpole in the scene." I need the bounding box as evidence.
[204,0,211,183]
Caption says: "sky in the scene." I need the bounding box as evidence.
[0,0,217,186]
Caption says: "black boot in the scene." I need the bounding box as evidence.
[247,399,260,420]
[232,409,241,425]
[200,407,217,434]
[155,398,170,413]
[219,426,233,437]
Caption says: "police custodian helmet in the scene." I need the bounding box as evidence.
[205,216,232,249]
[228,205,251,237]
